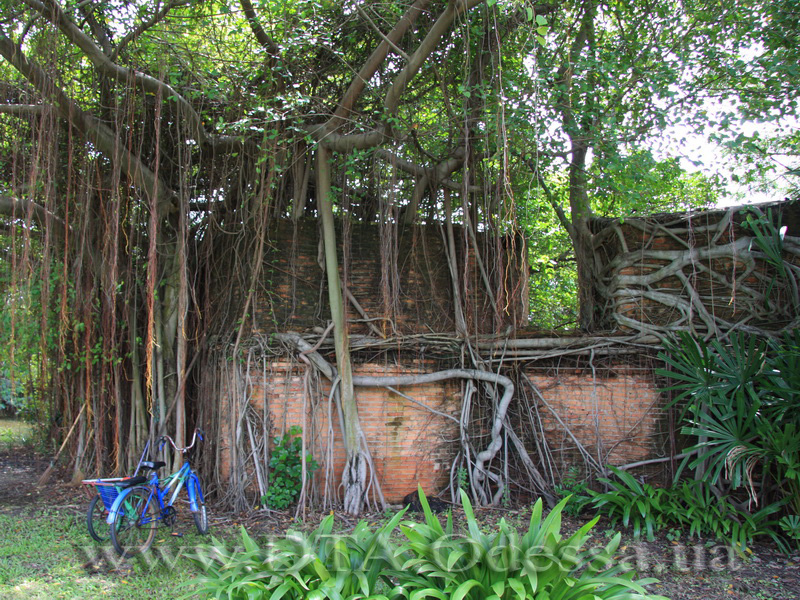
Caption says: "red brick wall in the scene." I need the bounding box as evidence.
[245,219,526,336]
[219,360,461,504]
[218,358,667,502]
[525,363,666,474]
[593,202,800,333]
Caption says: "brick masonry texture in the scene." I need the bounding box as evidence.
[592,200,800,332]
[218,358,668,502]
[212,203,800,499]
[525,363,666,475]
[219,360,461,504]
[252,219,527,336]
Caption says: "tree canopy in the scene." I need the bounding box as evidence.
[0,0,797,512]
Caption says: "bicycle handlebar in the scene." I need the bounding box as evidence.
[159,428,204,454]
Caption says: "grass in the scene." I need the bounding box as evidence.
[0,418,34,451]
[0,509,202,599]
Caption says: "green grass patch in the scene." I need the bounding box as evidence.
[0,419,34,451]
[0,510,202,599]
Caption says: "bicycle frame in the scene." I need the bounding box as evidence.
[106,458,204,525]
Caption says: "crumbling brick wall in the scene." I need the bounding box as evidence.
[247,219,527,336]
[524,360,669,478]
[218,359,461,504]
[592,200,800,335]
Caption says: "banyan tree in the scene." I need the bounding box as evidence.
[1,0,797,513]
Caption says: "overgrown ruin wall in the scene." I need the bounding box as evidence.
[218,201,798,506]
[593,200,800,336]
[218,360,462,504]
[217,355,668,504]
[244,219,528,335]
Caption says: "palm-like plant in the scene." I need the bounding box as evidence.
[392,488,667,600]
[658,330,800,519]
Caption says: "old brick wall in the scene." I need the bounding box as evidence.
[593,200,800,334]
[524,360,668,477]
[217,354,669,503]
[249,219,527,336]
[218,359,461,504]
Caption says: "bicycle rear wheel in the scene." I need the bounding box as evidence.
[109,486,157,556]
[189,477,208,535]
[87,494,110,542]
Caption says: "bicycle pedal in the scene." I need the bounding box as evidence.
[170,532,183,537]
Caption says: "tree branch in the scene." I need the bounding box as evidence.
[356,5,410,62]
[0,193,70,239]
[384,0,484,114]
[0,30,175,214]
[374,148,480,192]
[239,0,279,56]
[0,103,46,115]
[22,0,247,153]
[112,0,193,60]
[326,0,430,130]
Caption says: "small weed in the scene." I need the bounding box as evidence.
[554,465,592,516]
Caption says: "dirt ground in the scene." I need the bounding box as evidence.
[1,449,798,600]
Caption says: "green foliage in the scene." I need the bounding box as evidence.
[456,466,469,492]
[262,426,318,510]
[0,375,25,416]
[657,480,780,552]
[0,419,33,452]
[188,509,408,600]
[190,488,667,600]
[553,466,591,516]
[656,329,800,551]
[391,488,665,600]
[587,469,779,552]
[778,515,800,552]
[588,467,664,542]
[658,330,800,513]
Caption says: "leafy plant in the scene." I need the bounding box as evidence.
[190,486,667,600]
[657,330,800,552]
[188,508,408,600]
[778,515,800,552]
[659,481,727,540]
[262,426,318,510]
[393,487,667,600]
[553,466,592,516]
[658,331,800,510]
[588,466,665,541]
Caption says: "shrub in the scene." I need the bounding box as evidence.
[657,329,800,552]
[588,466,665,542]
[391,488,667,600]
[189,489,668,600]
[262,425,318,510]
[188,508,407,599]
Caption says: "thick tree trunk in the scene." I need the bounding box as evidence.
[568,144,598,331]
[316,146,365,515]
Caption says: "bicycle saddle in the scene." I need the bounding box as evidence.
[120,475,148,488]
[139,461,167,471]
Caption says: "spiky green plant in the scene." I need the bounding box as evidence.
[588,466,665,542]
[187,508,407,600]
[392,487,667,600]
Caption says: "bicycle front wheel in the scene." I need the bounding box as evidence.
[189,477,209,535]
[109,486,157,557]
[87,494,110,542]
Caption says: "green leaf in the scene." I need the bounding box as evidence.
[451,579,483,600]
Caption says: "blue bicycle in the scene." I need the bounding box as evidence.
[107,428,208,556]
